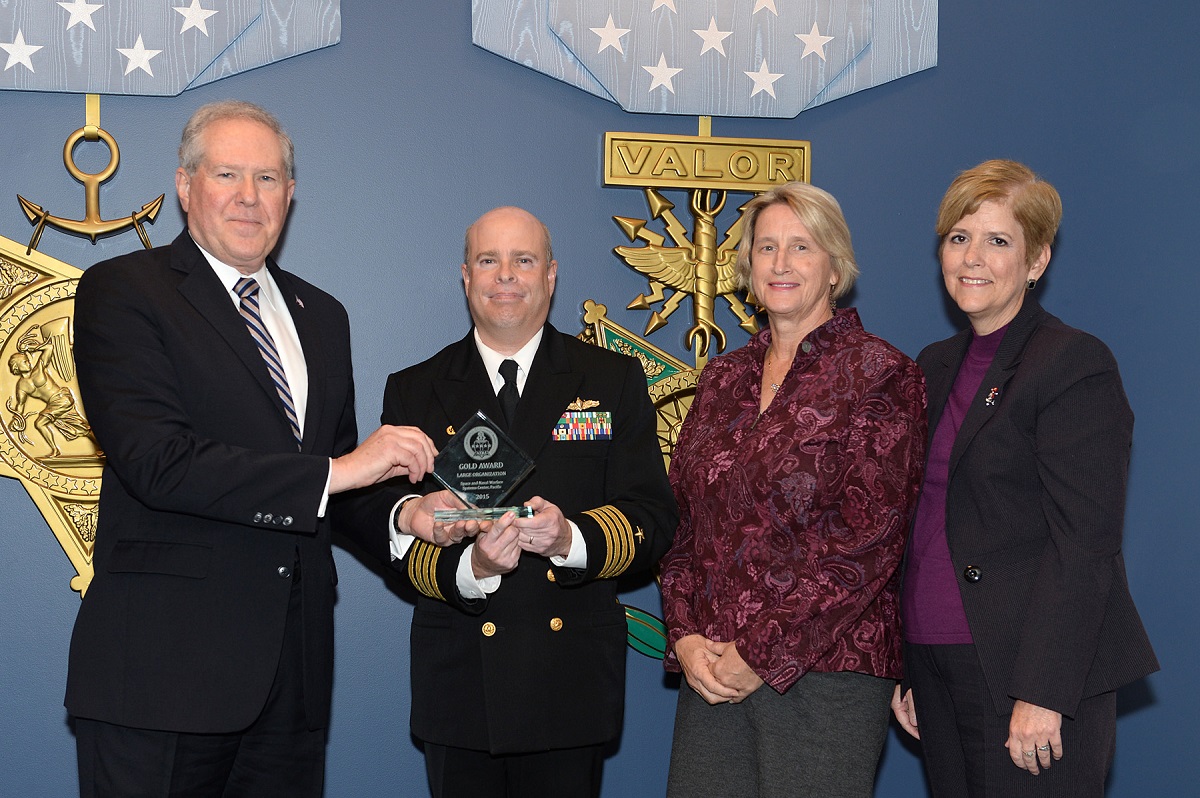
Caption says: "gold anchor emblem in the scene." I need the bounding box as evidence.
[17,95,163,254]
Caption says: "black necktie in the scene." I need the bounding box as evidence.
[498,359,519,428]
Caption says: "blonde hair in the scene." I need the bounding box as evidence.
[936,159,1061,263]
[735,182,859,298]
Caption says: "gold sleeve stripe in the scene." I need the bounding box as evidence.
[406,541,444,601]
[584,504,636,579]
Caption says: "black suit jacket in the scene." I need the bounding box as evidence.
[65,231,360,733]
[917,299,1158,717]
[374,326,676,754]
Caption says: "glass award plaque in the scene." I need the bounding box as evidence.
[431,411,534,522]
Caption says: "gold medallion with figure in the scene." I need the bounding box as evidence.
[0,235,103,594]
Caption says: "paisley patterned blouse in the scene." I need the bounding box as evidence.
[661,309,927,692]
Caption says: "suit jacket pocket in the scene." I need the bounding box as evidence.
[107,539,212,578]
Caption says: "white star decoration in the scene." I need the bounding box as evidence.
[468,0,931,119]
[1,30,43,72]
[58,0,104,32]
[693,18,732,57]
[116,35,162,76]
[0,0,340,94]
[175,0,219,36]
[590,15,631,55]
[745,59,784,98]
[796,22,835,61]
[643,54,682,93]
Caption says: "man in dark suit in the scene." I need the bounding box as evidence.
[376,206,676,797]
[65,100,461,797]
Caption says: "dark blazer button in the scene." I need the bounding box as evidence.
[253,512,263,523]
[263,513,273,524]
[272,516,281,525]
[277,566,292,579]
[963,566,982,583]
[282,516,293,526]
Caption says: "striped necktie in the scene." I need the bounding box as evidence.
[234,277,303,448]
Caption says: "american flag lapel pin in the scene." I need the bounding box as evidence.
[985,387,999,406]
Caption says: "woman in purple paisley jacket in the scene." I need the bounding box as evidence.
[660,182,928,797]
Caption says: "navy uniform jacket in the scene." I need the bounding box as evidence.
[66,231,360,733]
[918,298,1158,717]
[374,325,676,754]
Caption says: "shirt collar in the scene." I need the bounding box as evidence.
[474,327,543,394]
[751,307,863,361]
[194,238,284,312]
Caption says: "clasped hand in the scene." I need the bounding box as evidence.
[674,634,764,705]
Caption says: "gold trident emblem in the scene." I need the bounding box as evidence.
[613,187,759,368]
[17,95,163,254]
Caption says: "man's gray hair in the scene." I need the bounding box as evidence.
[178,100,295,178]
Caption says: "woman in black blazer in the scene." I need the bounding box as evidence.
[891,160,1158,796]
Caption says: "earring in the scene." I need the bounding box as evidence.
[828,283,837,312]
[1026,278,1038,290]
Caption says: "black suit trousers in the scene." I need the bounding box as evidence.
[75,569,325,797]
[906,642,1116,798]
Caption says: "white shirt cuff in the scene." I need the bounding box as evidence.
[457,545,501,598]
[387,494,421,561]
[550,520,587,568]
[317,460,333,517]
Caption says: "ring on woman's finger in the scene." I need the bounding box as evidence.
[1038,745,1051,752]
[1023,751,1035,758]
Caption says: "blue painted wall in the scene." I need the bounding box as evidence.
[1,2,1194,794]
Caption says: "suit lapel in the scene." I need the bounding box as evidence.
[171,232,293,442]
[924,331,970,435]
[433,333,500,436]
[947,299,1047,476]
[509,327,582,461]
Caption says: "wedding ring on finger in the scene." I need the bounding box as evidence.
[1038,745,1051,752]
[1023,751,1035,758]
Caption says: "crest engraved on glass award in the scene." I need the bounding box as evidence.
[432,411,534,522]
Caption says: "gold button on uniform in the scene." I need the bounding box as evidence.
[545,569,556,582]
[549,618,563,632]
[481,622,496,637]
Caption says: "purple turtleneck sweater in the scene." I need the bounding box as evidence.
[902,324,1008,644]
